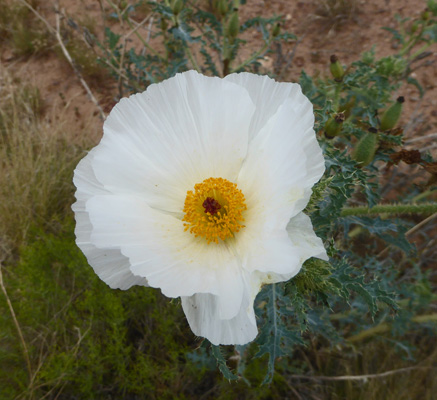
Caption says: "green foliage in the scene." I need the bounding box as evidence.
[0,221,205,399]
[94,0,296,93]
[254,284,304,384]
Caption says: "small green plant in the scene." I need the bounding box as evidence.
[0,0,52,56]
[93,0,295,94]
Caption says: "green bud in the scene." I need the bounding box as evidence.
[422,7,430,20]
[329,54,345,81]
[427,1,437,16]
[411,20,419,33]
[160,17,168,31]
[324,112,345,138]
[380,96,404,131]
[171,0,184,15]
[217,0,229,17]
[352,128,378,167]
[226,12,240,42]
[272,23,281,37]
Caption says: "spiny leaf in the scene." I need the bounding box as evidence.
[210,344,239,381]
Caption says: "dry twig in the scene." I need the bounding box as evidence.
[18,0,106,120]
[54,4,106,120]
[288,365,432,382]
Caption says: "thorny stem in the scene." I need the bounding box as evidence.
[340,202,437,217]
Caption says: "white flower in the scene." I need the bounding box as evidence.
[72,71,328,346]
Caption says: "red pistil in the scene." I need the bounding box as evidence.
[202,197,221,215]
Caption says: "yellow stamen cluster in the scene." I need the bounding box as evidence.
[182,177,247,244]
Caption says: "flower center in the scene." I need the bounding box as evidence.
[182,177,247,244]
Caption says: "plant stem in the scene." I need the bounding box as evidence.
[412,189,436,203]
[340,202,437,217]
[126,18,164,61]
[347,314,437,343]
[185,46,201,72]
[230,42,270,73]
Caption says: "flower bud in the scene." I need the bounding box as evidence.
[421,8,430,20]
[352,128,378,167]
[217,0,229,17]
[330,54,345,82]
[324,112,345,138]
[272,23,281,37]
[160,17,168,31]
[380,96,404,131]
[226,12,240,42]
[171,0,184,15]
[410,20,419,33]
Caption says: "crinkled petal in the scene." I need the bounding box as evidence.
[91,71,255,215]
[232,228,302,276]
[224,72,306,142]
[286,212,328,262]
[72,150,148,289]
[86,194,244,320]
[181,272,260,345]
[237,97,325,227]
[233,97,325,276]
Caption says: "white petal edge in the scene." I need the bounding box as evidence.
[181,272,260,345]
[72,150,148,289]
[233,97,325,275]
[286,212,329,262]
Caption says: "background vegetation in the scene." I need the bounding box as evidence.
[0,0,436,398]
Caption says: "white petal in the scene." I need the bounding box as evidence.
[86,194,245,319]
[286,212,328,262]
[233,228,302,276]
[237,97,325,228]
[181,272,259,345]
[232,96,325,277]
[72,150,148,289]
[91,71,255,214]
[225,72,307,141]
